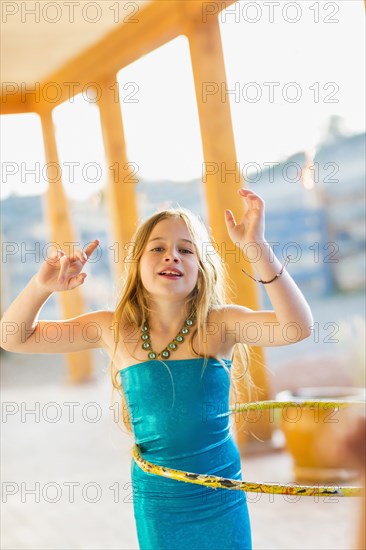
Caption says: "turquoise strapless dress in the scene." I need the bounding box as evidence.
[120,357,252,550]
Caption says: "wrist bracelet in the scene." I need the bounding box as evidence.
[241,255,291,285]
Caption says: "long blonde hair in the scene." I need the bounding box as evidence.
[109,208,258,435]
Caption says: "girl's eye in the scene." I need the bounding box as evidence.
[150,247,193,254]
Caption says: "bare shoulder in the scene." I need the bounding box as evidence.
[93,310,116,350]
[60,308,116,351]
[97,312,139,362]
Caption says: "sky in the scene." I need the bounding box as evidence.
[1,0,365,200]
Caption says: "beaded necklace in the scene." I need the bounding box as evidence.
[141,313,196,360]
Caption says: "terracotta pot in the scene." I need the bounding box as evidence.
[276,386,366,482]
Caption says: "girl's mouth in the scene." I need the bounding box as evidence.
[158,271,183,279]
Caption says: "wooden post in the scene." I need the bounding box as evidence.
[98,78,139,280]
[40,110,93,383]
[187,17,273,449]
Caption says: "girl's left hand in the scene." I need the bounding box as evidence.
[224,188,265,247]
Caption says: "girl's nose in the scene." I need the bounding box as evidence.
[164,250,179,262]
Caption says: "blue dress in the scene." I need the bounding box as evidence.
[120,357,252,550]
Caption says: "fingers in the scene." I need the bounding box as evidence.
[58,253,87,285]
[224,209,236,227]
[58,249,86,283]
[68,272,88,290]
[62,240,99,264]
[238,188,255,195]
[237,189,255,215]
[83,240,99,260]
[238,188,263,200]
[57,240,99,285]
[238,188,264,210]
[58,255,70,283]
[225,190,255,220]
[238,189,256,204]
[46,248,65,265]
[70,242,98,264]
[225,189,264,221]
[57,249,84,283]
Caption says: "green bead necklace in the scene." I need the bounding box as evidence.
[141,313,196,360]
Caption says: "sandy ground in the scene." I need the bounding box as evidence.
[1,348,363,550]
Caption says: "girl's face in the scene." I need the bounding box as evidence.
[139,218,199,301]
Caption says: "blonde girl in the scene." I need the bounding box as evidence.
[1,188,313,549]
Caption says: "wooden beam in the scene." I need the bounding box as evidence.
[0,1,237,114]
[98,78,139,279]
[27,1,182,114]
[40,110,93,383]
[0,92,36,115]
[187,16,273,450]
[40,1,237,98]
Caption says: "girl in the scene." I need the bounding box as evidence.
[1,188,313,549]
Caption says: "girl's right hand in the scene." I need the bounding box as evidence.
[33,240,99,293]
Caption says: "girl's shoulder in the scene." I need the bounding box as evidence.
[101,312,140,365]
[86,309,116,350]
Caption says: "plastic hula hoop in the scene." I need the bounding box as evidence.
[132,400,365,497]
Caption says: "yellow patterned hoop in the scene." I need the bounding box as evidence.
[132,400,365,498]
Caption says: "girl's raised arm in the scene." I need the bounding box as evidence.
[223,188,314,347]
[0,240,113,355]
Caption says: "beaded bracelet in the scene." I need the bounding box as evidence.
[241,255,291,284]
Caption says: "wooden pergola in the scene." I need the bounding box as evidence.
[1,0,273,449]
